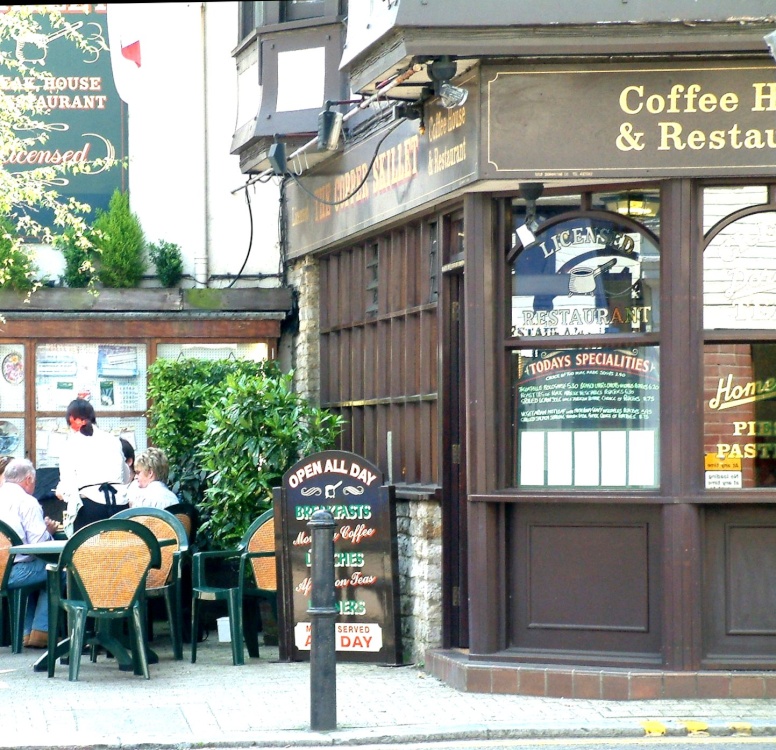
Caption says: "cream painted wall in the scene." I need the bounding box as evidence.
[35,2,281,289]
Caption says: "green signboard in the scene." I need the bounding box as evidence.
[0,6,127,225]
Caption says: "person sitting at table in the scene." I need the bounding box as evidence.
[127,447,179,509]
[0,455,12,486]
[120,437,136,484]
[55,399,129,535]
[0,458,59,648]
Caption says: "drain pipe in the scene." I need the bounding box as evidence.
[194,2,209,287]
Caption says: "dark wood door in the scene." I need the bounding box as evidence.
[443,268,469,647]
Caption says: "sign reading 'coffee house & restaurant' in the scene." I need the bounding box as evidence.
[486,62,776,178]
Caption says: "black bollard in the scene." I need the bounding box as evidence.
[308,508,337,731]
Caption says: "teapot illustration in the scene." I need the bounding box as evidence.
[568,258,617,295]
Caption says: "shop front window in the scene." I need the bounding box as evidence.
[703,344,776,489]
[704,204,776,331]
[703,187,776,489]
[512,346,660,488]
[509,215,660,338]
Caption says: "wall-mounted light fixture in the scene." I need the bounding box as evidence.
[267,137,288,176]
[516,182,544,246]
[317,99,365,152]
[393,102,426,134]
[427,55,468,109]
[765,29,776,62]
[603,191,659,218]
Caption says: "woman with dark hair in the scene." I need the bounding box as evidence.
[56,398,129,534]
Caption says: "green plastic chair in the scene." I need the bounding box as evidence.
[0,519,47,654]
[46,518,161,681]
[191,508,276,666]
[113,507,189,660]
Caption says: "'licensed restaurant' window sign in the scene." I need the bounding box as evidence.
[510,216,660,338]
[513,347,660,488]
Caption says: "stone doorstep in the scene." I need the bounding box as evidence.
[425,648,776,700]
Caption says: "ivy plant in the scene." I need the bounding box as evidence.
[0,216,37,292]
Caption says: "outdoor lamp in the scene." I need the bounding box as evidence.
[267,138,288,176]
[765,29,776,62]
[516,182,544,246]
[428,55,468,109]
[317,101,344,152]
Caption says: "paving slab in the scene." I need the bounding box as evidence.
[1,631,776,749]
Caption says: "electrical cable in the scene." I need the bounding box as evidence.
[288,119,404,207]
[226,184,254,288]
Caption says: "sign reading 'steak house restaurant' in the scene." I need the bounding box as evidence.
[485,61,776,179]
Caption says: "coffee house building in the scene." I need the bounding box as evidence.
[234,1,776,696]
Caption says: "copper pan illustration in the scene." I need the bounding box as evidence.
[568,258,617,295]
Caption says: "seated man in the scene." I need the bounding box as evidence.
[0,458,59,648]
[127,447,178,509]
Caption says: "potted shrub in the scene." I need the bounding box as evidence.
[92,188,145,287]
[148,239,183,287]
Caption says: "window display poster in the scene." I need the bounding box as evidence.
[516,347,660,431]
[515,347,660,487]
[36,344,146,412]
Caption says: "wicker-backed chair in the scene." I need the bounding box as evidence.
[0,519,47,653]
[191,508,276,666]
[166,503,199,550]
[46,519,161,681]
[113,507,189,660]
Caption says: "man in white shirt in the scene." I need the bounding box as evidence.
[0,459,59,648]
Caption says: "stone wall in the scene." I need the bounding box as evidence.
[285,255,320,401]
[395,495,443,666]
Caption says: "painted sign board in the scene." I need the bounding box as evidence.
[0,6,127,227]
[274,450,402,664]
[485,62,776,180]
[285,73,478,257]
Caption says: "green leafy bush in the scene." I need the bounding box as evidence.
[92,189,145,287]
[197,367,343,549]
[0,216,36,292]
[148,239,183,287]
[57,226,98,288]
[147,357,342,549]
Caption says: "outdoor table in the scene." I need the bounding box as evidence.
[9,537,171,673]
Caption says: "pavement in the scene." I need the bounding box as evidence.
[3,626,776,750]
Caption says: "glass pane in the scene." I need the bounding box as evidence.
[156,342,269,361]
[703,208,776,330]
[511,346,660,488]
[703,185,768,234]
[0,418,24,459]
[36,416,147,469]
[704,343,776,489]
[593,189,661,236]
[35,343,147,412]
[0,345,25,412]
[511,216,660,337]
